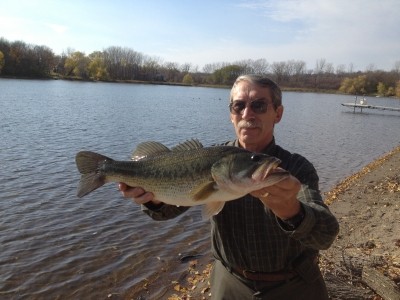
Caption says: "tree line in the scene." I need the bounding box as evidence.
[1,37,399,97]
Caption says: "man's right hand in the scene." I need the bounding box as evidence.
[118,183,161,205]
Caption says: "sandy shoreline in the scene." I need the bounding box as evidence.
[321,145,400,299]
[130,145,400,300]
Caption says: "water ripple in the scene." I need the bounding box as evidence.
[0,79,399,298]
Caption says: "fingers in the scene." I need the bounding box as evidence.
[251,175,302,219]
[118,183,157,205]
[251,175,300,198]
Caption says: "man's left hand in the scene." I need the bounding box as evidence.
[251,172,301,220]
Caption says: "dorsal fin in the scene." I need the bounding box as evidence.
[131,141,170,161]
[171,139,203,152]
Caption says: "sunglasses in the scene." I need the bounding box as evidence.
[229,99,269,115]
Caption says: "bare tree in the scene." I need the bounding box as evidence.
[180,62,192,73]
[392,60,400,77]
[336,64,346,75]
[142,55,162,80]
[102,46,144,80]
[365,63,376,72]
[325,63,334,74]
[235,59,255,74]
[252,58,269,75]
[162,61,180,82]
[315,58,327,75]
[271,61,287,83]
[347,63,354,74]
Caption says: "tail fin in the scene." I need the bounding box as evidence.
[75,151,112,198]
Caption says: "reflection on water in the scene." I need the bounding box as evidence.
[0,79,399,299]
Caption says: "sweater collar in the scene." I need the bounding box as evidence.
[233,137,276,155]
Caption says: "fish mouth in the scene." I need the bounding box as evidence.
[251,158,281,182]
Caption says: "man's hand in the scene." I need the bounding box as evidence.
[118,183,161,205]
[251,172,301,220]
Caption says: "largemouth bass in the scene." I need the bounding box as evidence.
[75,139,289,217]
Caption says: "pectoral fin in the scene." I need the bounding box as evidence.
[202,202,225,219]
[190,181,218,201]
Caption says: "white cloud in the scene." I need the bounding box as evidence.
[0,16,30,40]
[232,0,400,70]
[45,23,68,34]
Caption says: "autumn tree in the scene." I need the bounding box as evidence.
[0,51,4,74]
[0,38,54,77]
[0,38,11,75]
[64,51,89,78]
[182,73,194,85]
[377,82,387,96]
[395,81,400,98]
[0,37,398,93]
[30,45,55,76]
[386,86,395,96]
[88,51,108,80]
[211,64,244,85]
[8,40,29,75]
[339,75,368,94]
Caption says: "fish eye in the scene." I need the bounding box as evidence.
[251,154,262,162]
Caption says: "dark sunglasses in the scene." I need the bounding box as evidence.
[229,99,269,115]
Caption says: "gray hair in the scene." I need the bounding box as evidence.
[230,74,282,109]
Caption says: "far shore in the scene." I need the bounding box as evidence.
[2,75,399,99]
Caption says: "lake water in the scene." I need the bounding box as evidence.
[0,78,399,299]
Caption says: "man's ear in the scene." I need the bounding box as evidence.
[274,105,284,124]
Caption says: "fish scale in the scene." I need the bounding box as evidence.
[75,139,289,218]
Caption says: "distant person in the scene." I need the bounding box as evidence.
[119,74,339,300]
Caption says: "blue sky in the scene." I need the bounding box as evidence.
[2,0,399,71]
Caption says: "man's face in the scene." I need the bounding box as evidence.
[230,80,283,152]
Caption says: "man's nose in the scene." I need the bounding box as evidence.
[241,105,256,119]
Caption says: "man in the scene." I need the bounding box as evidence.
[119,74,339,299]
